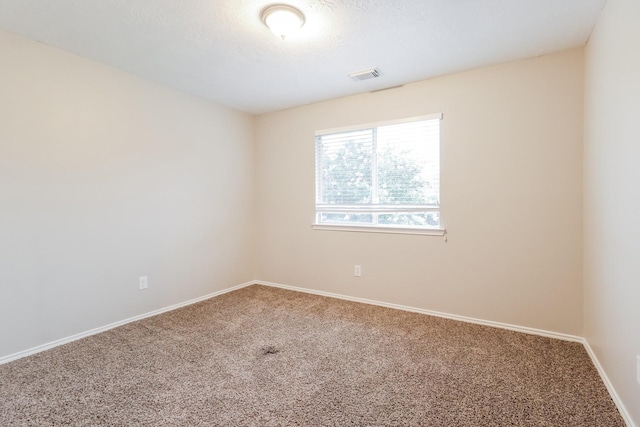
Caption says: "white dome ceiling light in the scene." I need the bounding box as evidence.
[261,4,305,40]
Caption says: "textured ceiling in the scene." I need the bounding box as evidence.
[0,0,606,114]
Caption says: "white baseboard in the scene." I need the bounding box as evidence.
[583,342,636,427]
[254,280,583,342]
[0,281,255,366]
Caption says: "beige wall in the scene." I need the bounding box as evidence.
[584,0,640,424]
[255,49,584,336]
[0,30,255,358]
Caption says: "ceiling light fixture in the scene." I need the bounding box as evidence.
[261,4,305,40]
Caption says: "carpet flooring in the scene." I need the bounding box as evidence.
[0,285,625,426]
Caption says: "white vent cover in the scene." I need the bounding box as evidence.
[349,68,381,81]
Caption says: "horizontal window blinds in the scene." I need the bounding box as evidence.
[315,116,441,229]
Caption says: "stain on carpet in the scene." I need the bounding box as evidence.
[260,345,280,356]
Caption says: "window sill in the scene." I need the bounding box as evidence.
[312,223,446,236]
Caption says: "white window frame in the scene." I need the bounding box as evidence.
[312,113,445,236]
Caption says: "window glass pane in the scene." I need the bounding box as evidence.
[315,116,441,230]
[318,130,373,205]
[376,120,439,205]
[320,213,374,225]
[377,212,440,228]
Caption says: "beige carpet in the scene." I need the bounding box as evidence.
[0,285,624,426]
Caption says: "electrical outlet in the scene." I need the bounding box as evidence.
[139,276,148,290]
[354,265,362,277]
[637,355,640,385]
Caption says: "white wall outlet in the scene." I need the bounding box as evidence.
[139,276,148,290]
[637,355,640,385]
[354,265,362,277]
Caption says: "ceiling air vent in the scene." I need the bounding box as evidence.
[349,68,381,81]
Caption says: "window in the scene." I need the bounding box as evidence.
[314,114,443,235]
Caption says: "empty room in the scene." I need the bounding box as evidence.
[0,0,638,425]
